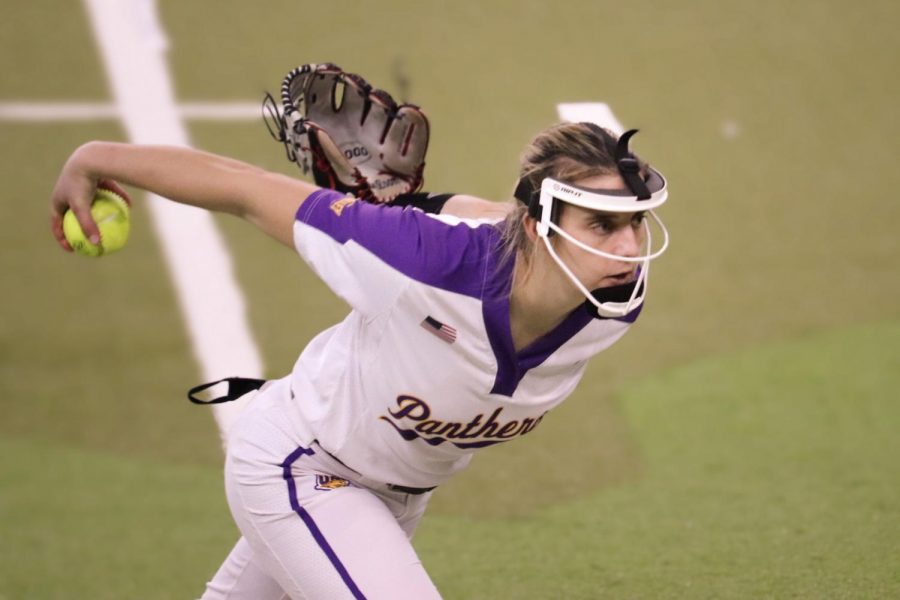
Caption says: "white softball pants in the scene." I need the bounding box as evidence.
[200,378,442,600]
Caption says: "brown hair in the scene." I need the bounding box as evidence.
[500,122,648,265]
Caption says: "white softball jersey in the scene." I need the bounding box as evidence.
[289,189,641,489]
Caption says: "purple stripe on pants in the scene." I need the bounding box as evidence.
[281,445,368,600]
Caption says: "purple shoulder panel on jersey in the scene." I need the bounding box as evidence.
[296,189,496,298]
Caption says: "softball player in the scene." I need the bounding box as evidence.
[50,122,668,599]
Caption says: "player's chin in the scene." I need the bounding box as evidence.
[595,272,637,288]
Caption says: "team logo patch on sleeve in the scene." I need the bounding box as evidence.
[420,316,457,344]
[329,196,358,217]
[314,475,352,491]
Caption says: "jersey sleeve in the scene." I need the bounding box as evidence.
[293,189,497,317]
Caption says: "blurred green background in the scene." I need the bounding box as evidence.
[1,0,898,598]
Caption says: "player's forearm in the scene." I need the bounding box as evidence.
[442,195,513,220]
[69,142,269,216]
[60,141,313,247]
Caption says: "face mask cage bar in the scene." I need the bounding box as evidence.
[539,207,667,318]
[538,172,669,317]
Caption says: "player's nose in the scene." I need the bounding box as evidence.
[611,224,641,258]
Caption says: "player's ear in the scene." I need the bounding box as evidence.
[522,212,539,243]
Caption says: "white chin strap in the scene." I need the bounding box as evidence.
[539,210,669,318]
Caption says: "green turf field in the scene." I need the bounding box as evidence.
[1,0,898,598]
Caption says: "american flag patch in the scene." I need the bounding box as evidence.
[420,316,457,344]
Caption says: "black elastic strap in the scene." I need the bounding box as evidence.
[388,483,437,495]
[188,377,268,405]
[390,192,454,214]
[584,280,644,319]
[514,177,539,217]
[514,176,559,236]
[615,129,651,200]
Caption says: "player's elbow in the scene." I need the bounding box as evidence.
[237,171,315,248]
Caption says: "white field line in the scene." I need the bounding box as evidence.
[0,101,260,121]
[556,102,624,135]
[82,0,262,440]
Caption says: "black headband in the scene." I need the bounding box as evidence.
[514,128,653,211]
[513,177,540,218]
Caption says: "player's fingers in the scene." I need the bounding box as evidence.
[70,202,102,246]
[50,145,105,248]
[49,211,73,252]
[98,179,132,206]
[51,181,101,246]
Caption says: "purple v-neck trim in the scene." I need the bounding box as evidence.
[481,246,597,397]
[481,244,643,396]
[485,298,596,396]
